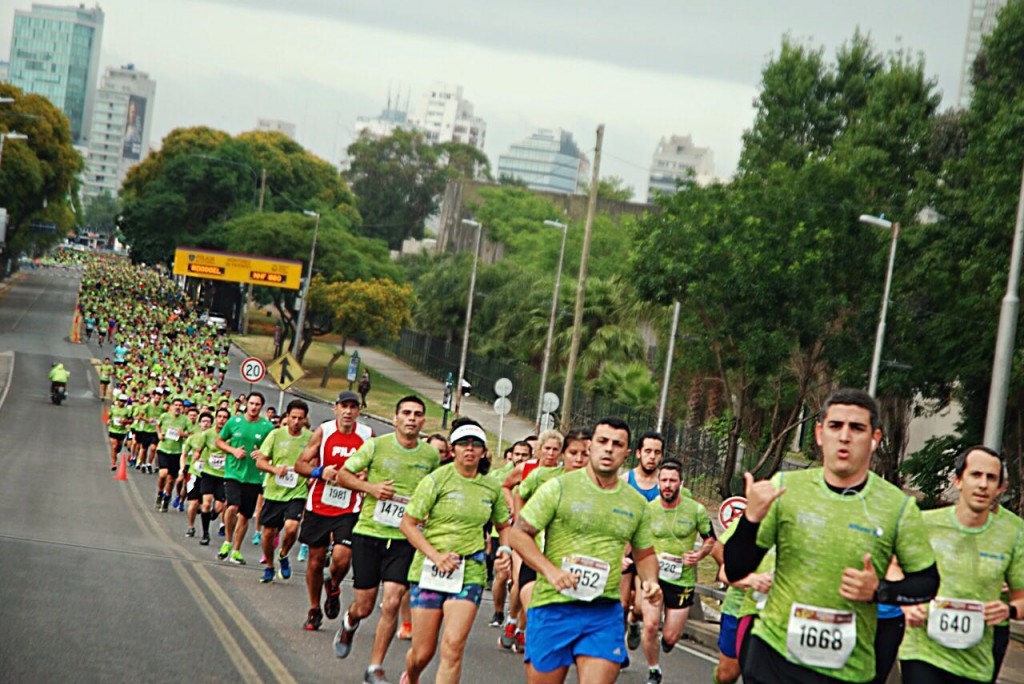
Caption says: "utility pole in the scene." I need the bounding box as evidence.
[560,124,603,433]
[243,168,267,334]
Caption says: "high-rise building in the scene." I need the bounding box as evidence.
[497,127,590,195]
[81,64,156,200]
[959,0,1007,107]
[646,134,715,202]
[256,118,296,139]
[406,82,486,150]
[7,3,104,143]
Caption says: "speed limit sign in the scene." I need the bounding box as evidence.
[240,357,266,384]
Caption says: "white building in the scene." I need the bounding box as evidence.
[406,82,486,150]
[959,0,1007,106]
[256,118,296,139]
[646,134,715,203]
[497,127,589,194]
[81,64,156,200]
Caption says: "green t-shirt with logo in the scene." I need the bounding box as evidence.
[344,433,440,540]
[406,463,510,587]
[752,469,935,683]
[520,465,563,502]
[520,467,654,608]
[199,427,228,478]
[898,506,1024,681]
[220,415,274,484]
[107,404,132,435]
[259,426,312,502]
[183,431,206,474]
[157,413,192,454]
[99,363,114,383]
[646,495,712,587]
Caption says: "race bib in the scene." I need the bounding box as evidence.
[420,558,464,593]
[786,603,856,669]
[166,427,180,441]
[274,469,298,489]
[209,454,226,470]
[927,598,985,650]
[193,459,204,474]
[373,495,410,527]
[559,555,610,602]
[322,484,353,509]
[185,474,197,493]
[657,553,684,582]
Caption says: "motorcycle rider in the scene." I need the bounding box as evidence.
[49,362,70,398]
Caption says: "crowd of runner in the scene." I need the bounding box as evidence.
[72,258,1024,683]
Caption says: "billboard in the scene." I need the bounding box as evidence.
[122,95,146,161]
[172,247,303,290]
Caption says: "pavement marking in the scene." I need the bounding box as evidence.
[10,274,50,331]
[673,641,719,665]
[0,351,13,414]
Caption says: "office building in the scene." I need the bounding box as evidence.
[256,118,296,139]
[406,82,486,150]
[646,134,715,202]
[496,127,590,195]
[7,3,104,143]
[82,64,156,199]
[959,0,1007,106]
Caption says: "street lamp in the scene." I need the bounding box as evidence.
[455,218,483,415]
[0,132,29,175]
[292,210,321,358]
[859,214,900,397]
[535,219,569,427]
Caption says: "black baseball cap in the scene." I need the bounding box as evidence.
[336,391,360,405]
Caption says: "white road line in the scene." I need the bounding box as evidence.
[0,351,14,414]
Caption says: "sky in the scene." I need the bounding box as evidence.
[1,0,972,197]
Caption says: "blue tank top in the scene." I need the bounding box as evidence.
[627,470,660,502]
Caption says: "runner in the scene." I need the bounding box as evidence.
[129,391,158,469]
[488,441,532,630]
[98,356,114,400]
[330,395,440,684]
[155,397,192,512]
[106,393,132,470]
[639,459,715,684]
[253,399,312,584]
[172,404,199,511]
[197,407,231,546]
[399,420,513,684]
[898,445,1024,683]
[181,411,213,537]
[509,417,662,684]
[724,387,939,684]
[216,392,274,565]
[624,430,666,652]
[293,391,374,631]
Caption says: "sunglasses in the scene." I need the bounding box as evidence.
[455,438,486,448]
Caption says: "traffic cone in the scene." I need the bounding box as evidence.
[114,452,129,481]
[101,403,109,424]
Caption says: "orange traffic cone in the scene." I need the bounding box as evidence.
[101,403,109,424]
[114,452,128,481]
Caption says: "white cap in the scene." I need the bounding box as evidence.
[449,424,487,446]
[118,393,129,400]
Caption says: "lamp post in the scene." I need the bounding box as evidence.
[292,210,321,358]
[656,301,682,431]
[455,218,483,416]
[859,214,900,398]
[0,131,29,174]
[535,219,569,427]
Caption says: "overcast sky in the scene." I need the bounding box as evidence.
[2,0,970,196]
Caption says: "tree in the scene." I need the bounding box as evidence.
[581,176,635,201]
[0,83,83,269]
[310,277,414,386]
[82,191,119,236]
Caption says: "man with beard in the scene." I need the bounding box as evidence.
[623,430,666,652]
[639,459,715,684]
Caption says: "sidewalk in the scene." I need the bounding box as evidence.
[350,342,538,442]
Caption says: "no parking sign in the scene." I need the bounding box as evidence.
[718,496,748,527]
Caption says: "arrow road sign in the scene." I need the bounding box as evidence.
[266,352,305,391]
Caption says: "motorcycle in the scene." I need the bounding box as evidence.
[50,382,67,405]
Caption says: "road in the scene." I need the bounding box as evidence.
[0,268,719,683]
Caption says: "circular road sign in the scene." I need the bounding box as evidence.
[495,377,513,398]
[541,392,560,413]
[718,496,748,528]
[539,413,555,431]
[494,397,512,416]
[240,357,266,384]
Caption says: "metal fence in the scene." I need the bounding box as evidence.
[384,328,736,501]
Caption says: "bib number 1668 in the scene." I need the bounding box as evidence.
[798,625,844,651]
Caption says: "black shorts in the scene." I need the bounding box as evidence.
[199,474,226,502]
[109,432,127,444]
[157,450,181,477]
[518,561,538,587]
[351,533,415,589]
[742,633,848,684]
[185,474,203,501]
[898,659,977,684]
[259,498,305,529]
[299,510,358,549]
[135,431,157,448]
[660,581,695,610]
[224,480,261,519]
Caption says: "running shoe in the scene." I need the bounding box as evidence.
[488,611,504,628]
[260,554,268,566]
[398,621,412,640]
[111,465,116,471]
[217,541,232,560]
[200,533,211,546]
[627,620,642,650]
[646,668,663,684]
[177,500,185,512]
[363,665,390,683]
[230,550,246,565]
[260,567,274,583]
[324,577,341,619]
[297,543,308,562]
[185,527,195,538]
[252,530,262,545]
[160,497,169,513]
[171,495,181,509]
[155,494,163,510]
[334,612,358,658]
[660,636,673,653]
[499,622,516,650]
[278,554,291,580]
[218,524,226,537]
[303,607,323,631]
[513,629,525,654]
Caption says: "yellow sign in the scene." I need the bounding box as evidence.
[172,247,303,290]
[266,352,305,390]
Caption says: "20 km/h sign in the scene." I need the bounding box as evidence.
[240,357,266,384]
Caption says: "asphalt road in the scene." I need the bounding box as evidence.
[0,268,720,683]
